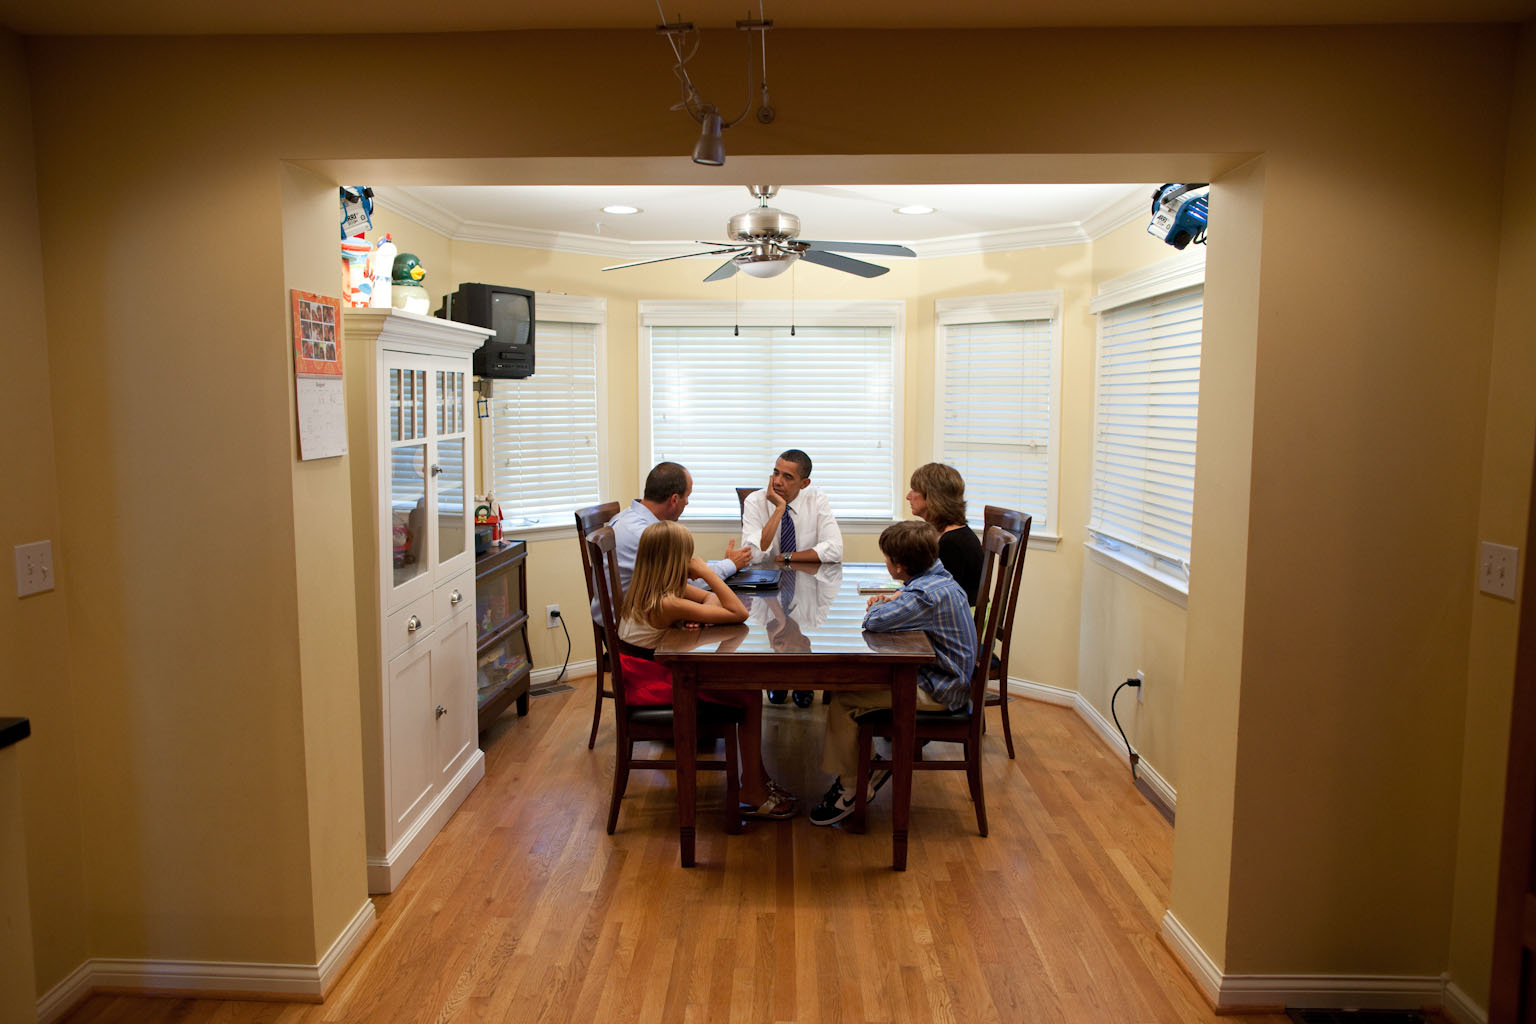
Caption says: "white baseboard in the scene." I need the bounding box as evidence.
[36,899,375,1023]
[1442,978,1488,1024]
[36,959,94,1024]
[367,749,485,894]
[1008,676,1177,815]
[532,659,595,686]
[317,899,378,997]
[1161,910,1448,1013]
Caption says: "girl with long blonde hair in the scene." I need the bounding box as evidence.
[618,520,797,820]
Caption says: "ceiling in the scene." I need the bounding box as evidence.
[2,0,1531,35]
[374,183,1154,261]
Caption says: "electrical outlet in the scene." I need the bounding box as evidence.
[1136,668,1145,704]
[546,603,561,629]
[1480,542,1519,601]
[14,540,55,597]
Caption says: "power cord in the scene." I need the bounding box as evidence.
[549,609,572,685]
[1110,676,1142,780]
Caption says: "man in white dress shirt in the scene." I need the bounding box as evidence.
[740,449,844,705]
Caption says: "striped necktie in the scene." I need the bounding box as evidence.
[779,506,796,559]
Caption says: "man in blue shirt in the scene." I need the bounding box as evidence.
[589,461,751,622]
[810,520,978,826]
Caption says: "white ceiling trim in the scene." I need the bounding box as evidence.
[375,184,1153,261]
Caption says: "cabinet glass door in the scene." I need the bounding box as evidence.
[437,437,465,563]
[387,359,432,597]
[390,443,429,589]
[434,368,469,570]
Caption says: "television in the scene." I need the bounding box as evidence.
[437,283,535,379]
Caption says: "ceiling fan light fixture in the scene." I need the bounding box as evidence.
[692,110,726,166]
[738,253,796,278]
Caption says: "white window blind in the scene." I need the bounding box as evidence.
[1088,282,1203,575]
[935,292,1061,533]
[486,295,605,530]
[642,301,901,519]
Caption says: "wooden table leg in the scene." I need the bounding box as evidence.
[674,666,697,868]
[890,666,915,871]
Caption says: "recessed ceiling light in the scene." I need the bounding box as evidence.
[602,205,642,215]
[895,205,936,216]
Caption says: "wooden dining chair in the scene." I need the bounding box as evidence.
[850,525,1018,837]
[586,525,743,836]
[981,505,1033,759]
[575,501,622,749]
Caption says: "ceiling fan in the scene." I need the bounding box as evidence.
[601,185,916,282]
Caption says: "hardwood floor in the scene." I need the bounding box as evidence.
[61,677,1294,1024]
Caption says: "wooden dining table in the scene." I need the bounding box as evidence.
[654,562,934,870]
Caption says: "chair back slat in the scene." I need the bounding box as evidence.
[982,505,1032,665]
[575,501,622,603]
[735,487,756,517]
[585,525,632,714]
[970,526,1018,710]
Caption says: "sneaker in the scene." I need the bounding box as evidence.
[809,777,857,826]
[867,757,892,802]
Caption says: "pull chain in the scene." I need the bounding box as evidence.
[790,262,796,336]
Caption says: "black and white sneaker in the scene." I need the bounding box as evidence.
[808,778,857,826]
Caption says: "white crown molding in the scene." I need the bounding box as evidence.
[36,901,376,1023]
[453,221,706,261]
[371,186,464,238]
[377,186,1153,261]
[1082,186,1155,240]
[913,221,1089,257]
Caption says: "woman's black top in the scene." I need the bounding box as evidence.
[937,525,984,604]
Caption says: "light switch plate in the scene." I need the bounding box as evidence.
[14,540,55,597]
[1479,541,1519,601]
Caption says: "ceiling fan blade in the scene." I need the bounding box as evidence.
[800,240,916,258]
[703,259,740,282]
[799,249,890,278]
[602,247,741,272]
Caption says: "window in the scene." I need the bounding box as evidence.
[1088,254,1205,591]
[934,292,1062,536]
[483,294,606,530]
[640,300,903,519]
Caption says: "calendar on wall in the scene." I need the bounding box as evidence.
[290,289,348,460]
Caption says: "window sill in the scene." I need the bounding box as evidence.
[1084,541,1188,608]
[509,517,1065,550]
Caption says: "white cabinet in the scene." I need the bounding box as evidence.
[344,308,492,894]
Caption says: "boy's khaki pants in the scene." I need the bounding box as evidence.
[819,688,948,781]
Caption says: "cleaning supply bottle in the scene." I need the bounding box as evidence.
[369,233,397,308]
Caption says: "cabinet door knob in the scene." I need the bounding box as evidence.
[407,615,422,632]
[429,464,442,476]
[450,589,462,605]
[435,704,447,719]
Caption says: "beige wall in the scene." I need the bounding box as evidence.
[7,20,1529,1010]
[0,27,89,993]
[1447,20,1536,1009]
[1075,217,1204,792]
[281,164,371,958]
